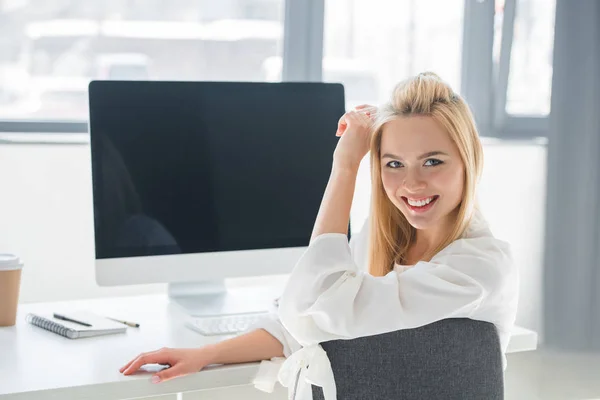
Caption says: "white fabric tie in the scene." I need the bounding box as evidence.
[252,357,286,393]
[253,344,337,400]
[278,344,337,400]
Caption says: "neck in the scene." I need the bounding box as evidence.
[411,215,455,260]
[414,229,445,254]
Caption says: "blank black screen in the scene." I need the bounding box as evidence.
[89,81,346,259]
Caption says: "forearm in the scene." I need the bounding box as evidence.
[311,166,358,241]
[206,328,284,365]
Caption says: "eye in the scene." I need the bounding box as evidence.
[424,158,443,167]
[385,161,403,169]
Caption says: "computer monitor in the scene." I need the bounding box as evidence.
[89,81,346,315]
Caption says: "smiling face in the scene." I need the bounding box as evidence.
[379,115,465,232]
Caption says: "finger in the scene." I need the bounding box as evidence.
[120,351,152,373]
[347,111,362,124]
[122,352,164,376]
[355,105,377,116]
[355,105,377,120]
[341,112,355,129]
[352,109,369,123]
[335,123,346,137]
[336,114,348,136]
[356,111,372,127]
[152,365,186,383]
[120,357,137,373]
[346,112,371,133]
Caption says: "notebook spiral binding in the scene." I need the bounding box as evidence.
[26,314,76,338]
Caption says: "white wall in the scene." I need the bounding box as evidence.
[1,140,546,338]
[478,141,546,338]
[0,142,166,303]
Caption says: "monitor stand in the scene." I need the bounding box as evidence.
[167,281,281,317]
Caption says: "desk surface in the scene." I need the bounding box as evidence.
[0,293,538,400]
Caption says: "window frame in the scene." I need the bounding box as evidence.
[493,0,551,138]
[462,0,554,140]
[461,0,496,137]
[282,0,324,82]
[0,0,554,140]
[0,0,324,134]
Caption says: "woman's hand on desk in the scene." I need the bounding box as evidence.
[120,329,285,383]
[120,346,216,383]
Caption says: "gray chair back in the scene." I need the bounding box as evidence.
[312,318,503,400]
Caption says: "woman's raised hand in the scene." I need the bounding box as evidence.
[335,104,376,137]
[333,104,377,172]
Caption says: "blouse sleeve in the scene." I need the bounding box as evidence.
[278,233,513,346]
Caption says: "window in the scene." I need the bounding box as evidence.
[323,0,465,109]
[0,0,283,121]
[495,0,556,116]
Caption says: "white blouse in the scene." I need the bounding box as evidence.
[250,210,519,400]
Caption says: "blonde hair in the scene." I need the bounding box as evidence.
[368,72,483,277]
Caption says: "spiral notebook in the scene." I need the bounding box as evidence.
[26,311,127,339]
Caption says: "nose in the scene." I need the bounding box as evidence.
[402,169,427,193]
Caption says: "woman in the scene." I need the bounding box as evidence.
[119,72,518,399]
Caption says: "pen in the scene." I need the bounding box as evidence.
[106,317,140,328]
[53,313,92,327]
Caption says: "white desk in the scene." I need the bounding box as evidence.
[0,294,538,400]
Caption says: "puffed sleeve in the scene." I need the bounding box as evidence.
[278,233,513,346]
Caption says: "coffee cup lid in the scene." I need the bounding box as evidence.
[0,254,23,271]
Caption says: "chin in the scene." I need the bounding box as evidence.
[395,201,450,230]
[402,205,461,232]
[403,216,439,230]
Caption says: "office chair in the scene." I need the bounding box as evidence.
[312,318,504,400]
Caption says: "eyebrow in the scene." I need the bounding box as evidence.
[381,151,449,160]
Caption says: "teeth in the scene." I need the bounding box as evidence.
[407,196,435,207]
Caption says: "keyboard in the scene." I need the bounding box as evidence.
[186,312,269,336]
